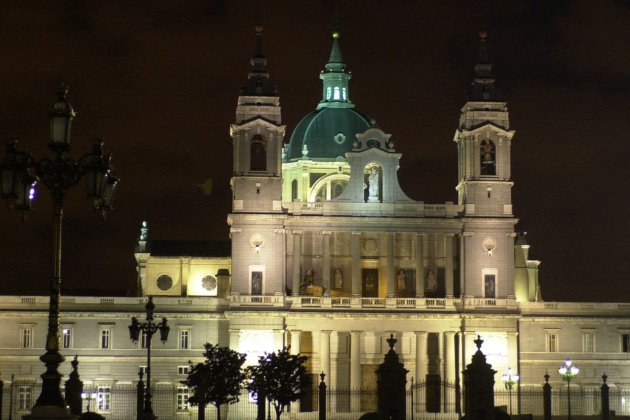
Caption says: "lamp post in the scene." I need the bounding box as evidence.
[559,358,579,420]
[501,367,519,415]
[0,85,118,419]
[80,391,98,412]
[128,296,170,420]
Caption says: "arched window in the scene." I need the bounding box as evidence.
[333,87,341,100]
[342,87,347,101]
[480,140,496,175]
[291,179,298,201]
[250,135,266,171]
[326,87,332,100]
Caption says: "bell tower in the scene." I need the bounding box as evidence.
[455,33,517,300]
[228,25,286,297]
[230,25,285,213]
[454,31,515,218]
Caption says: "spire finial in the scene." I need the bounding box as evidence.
[240,17,277,97]
[468,31,501,101]
[327,30,344,66]
[387,333,397,350]
[474,335,484,351]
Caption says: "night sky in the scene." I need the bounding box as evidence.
[0,1,629,302]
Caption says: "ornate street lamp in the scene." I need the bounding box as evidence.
[129,296,170,420]
[559,358,579,420]
[0,85,118,419]
[501,367,519,415]
[80,391,98,412]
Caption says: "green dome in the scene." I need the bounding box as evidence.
[286,107,373,161]
[285,32,375,162]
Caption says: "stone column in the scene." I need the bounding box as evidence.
[387,232,395,298]
[274,329,285,351]
[445,234,454,298]
[415,234,425,297]
[415,331,428,414]
[437,331,445,414]
[290,330,302,354]
[350,331,362,413]
[292,230,302,295]
[437,332,444,381]
[459,233,465,298]
[352,232,361,297]
[320,330,332,382]
[322,231,332,296]
[275,228,286,295]
[444,332,456,383]
[444,331,456,412]
[507,332,518,373]
[290,329,303,413]
[350,331,362,390]
[415,331,428,383]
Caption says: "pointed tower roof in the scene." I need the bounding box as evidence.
[468,31,502,101]
[326,31,345,70]
[240,24,278,97]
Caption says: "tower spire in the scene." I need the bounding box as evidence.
[318,31,353,109]
[241,24,277,96]
[468,31,501,101]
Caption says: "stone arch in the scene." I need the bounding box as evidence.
[309,173,350,202]
[250,134,266,171]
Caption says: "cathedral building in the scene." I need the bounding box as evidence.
[1,27,630,418]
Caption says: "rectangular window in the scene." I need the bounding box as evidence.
[178,365,190,375]
[18,386,32,411]
[97,386,111,411]
[622,333,630,353]
[100,329,111,349]
[179,329,190,350]
[139,366,148,376]
[62,328,72,349]
[546,332,558,352]
[141,331,149,349]
[21,328,33,349]
[582,332,595,353]
[177,386,190,412]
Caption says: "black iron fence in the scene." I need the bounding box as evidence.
[2,380,629,419]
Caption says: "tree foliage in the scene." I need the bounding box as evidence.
[246,347,309,420]
[182,343,247,420]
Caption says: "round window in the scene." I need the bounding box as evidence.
[202,275,217,292]
[156,274,173,291]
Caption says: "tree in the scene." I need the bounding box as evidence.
[182,343,247,420]
[247,347,310,420]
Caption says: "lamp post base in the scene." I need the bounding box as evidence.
[22,405,78,419]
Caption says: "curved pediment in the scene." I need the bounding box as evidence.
[333,128,414,204]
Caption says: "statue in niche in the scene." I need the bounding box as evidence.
[368,167,379,199]
[397,269,406,290]
[304,269,314,285]
[365,273,376,292]
[426,270,437,292]
[334,269,343,289]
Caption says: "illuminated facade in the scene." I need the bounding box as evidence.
[2,28,630,418]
